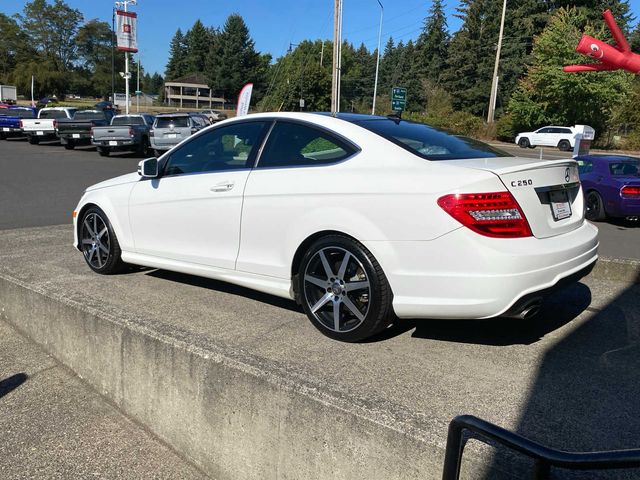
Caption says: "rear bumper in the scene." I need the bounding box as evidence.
[1,126,23,135]
[25,130,57,139]
[92,139,137,148]
[364,221,599,319]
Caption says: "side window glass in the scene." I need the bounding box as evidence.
[164,122,268,176]
[538,128,551,134]
[258,121,356,168]
[561,128,572,134]
[577,160,592,174]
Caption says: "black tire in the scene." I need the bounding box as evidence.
[79,207,125,274]
[0,132,6,140]
[64,140,75,150]
[558,139,571,151]
[298,235,393,342]
[585,191,606,222]
[28,136,39,145]
[138,137,150,157]
[518,137,530,148]
[97,146,110,157]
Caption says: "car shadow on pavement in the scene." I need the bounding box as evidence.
[368,282,592,346]
[479,279,640,479]
[0,373,28,400]
[145,269,303,313]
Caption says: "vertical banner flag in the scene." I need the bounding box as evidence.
[116,10,138,52]
[236,83,253,117]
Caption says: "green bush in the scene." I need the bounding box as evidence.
[495,113,516,141]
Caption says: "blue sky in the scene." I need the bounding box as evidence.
[4,1,640,76]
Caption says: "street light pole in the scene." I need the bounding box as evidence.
[115,0,136,114]
[372,0,383,115]
[487,0,507,124]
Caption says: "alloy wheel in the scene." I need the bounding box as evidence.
[303,246,371,333]
[81,212,111,269]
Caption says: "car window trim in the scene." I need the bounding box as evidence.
[159,119,272,178]
[253,118,361,170]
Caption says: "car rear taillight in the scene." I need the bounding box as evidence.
[437,191,532,238]
[19,120,23,128]
[621,186,640,197]
[149,129,154,137]
[53,120,58,129]
[90,127,94,138]
[129,127,135,136]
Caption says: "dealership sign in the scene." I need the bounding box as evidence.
[116,10,138,52]
[237,83,253,117]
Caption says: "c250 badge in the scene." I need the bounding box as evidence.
[511,179,533,187]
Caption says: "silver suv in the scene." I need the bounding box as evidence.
[150,113,209,156]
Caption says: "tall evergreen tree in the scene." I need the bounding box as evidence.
[415,0,450,84]
[165,29,187,80]
[184,19,215,74]
[206,14,262,100]
[379,37,397,94]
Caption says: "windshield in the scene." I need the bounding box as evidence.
[354,119,511,160]
[155,116,189,128]
[40,109,74,119]
[73,111,104,121]
[112,116,145,126]
[609,160,639,176]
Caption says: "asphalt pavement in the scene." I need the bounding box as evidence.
[1,136,638,259]
[0,319,208,479]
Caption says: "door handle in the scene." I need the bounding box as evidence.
[210,181,235,192]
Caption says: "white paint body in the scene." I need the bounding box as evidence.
[74,112,598,319]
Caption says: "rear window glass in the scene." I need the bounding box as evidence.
[73,111,104,120]
[4,109,36,119]
[609,160,639,176]
[40,110,74,119]
[355,119,511,160]
[112,116,145,126]
[156,116,189,128]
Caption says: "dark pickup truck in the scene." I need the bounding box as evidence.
[57,109,115,149]
[0,107,37,139]
[91,113,155,157]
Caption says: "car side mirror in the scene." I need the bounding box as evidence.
[138,157,159,178]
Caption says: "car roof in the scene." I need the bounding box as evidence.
[576,154,639,162]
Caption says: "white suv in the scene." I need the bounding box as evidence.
[515,125,594,151]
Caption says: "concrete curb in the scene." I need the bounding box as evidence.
[591,257,640,284]
[0,270,485,480]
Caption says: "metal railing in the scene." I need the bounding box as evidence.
[442,415,640,480]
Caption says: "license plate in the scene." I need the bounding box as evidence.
[109,140,118,146]
[166,133,178,138]
[37,131,44,135]
[2,128,9,132]
[550,190,571,221]
[72,133,80,138]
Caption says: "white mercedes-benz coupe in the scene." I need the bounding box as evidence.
[74,112,598,341]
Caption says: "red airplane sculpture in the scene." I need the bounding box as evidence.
[563,9,640,75]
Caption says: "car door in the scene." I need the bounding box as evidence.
[128,120,270,269]
[237,120,359,278]
[533,127,552,146]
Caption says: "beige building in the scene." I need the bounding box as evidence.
[164,74,225,109]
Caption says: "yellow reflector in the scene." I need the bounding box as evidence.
[72,211,77,219]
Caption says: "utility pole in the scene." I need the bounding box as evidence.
[331,0,343,115]
[487,0,507,124]
[136,54,140,112]
[372,0,383,115]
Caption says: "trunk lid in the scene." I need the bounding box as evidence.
[447,157,583,239]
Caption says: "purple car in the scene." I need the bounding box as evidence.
[576,154,640,221]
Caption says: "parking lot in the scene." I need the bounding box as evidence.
[1,136,640,479]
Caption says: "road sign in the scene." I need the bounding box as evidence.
[391,87,407,112]
[391,87,407,101]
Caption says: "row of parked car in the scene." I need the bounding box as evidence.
[0,104,227,157]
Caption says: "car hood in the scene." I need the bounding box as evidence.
[85,172,139,192]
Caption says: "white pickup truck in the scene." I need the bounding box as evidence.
[21,107,77,144]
